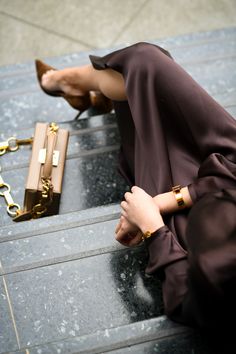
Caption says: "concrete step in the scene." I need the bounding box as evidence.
[1,36,236,92]
[0,28,235,354]
[6,316,213,354]
[0,204,122,273]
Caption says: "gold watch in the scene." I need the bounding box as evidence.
[141,230,154,242]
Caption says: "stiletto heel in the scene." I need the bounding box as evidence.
[35,59,113,116]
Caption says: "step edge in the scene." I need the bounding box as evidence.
[0,203,121,241]
[7,316,192,354]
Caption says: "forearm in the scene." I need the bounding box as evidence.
[153,186,193,215]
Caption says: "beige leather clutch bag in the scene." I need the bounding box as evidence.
[14,122,69,222]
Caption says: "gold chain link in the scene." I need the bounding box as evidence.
[0,136,33,217]
[31,178,53,218]
[1,123,58,219]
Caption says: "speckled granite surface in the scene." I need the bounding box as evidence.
[0,28,235,354]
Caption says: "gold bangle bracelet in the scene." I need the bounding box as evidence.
[172,185,185,207]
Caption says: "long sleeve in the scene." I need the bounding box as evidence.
[188,152,236,202]
[145,226,189,316]
[145,225,187,274]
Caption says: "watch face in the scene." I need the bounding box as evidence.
[144,231,152,238]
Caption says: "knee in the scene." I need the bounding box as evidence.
[132,42,172,59]
[127,42,172,73]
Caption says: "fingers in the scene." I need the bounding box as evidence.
[115,214,143,247]
[123,187,145,205]
[121,200,128,210]
[116,229,143,247]
[115,215,126,234]
[116,231,132,243]
[116,229,133,246]
[124,186,143,199]
[121,211,128,219]
[122,188,140,208]
[131,186,139,193]
[120,201,128,219]
[128,231,143,246]
[124,191,132,201]
[115,221,128,240]
[115,220,121,234]
[115,216,131,242]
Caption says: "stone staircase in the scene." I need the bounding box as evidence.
[0,27,235,354]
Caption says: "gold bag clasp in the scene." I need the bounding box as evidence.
[38,149,60,166]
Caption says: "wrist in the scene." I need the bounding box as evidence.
[140,218,165,235]
[153,186,193,215]
[153,193,173,215]
[141,220,165,241]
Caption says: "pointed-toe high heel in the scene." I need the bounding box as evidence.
[35,59,113,116]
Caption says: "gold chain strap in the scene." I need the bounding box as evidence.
[0,137,33,217]
[1,122,59,219]
[31,178,53,218]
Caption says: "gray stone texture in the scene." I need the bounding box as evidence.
[6,317,195,354]
[0,26,235,354]
[0,276,19,352]
[5,249,163,348]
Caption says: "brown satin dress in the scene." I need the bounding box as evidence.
[89,43,236,333]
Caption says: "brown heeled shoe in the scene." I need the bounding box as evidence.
[35,59,113,116]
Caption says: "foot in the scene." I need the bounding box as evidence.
[36,60,113,113]
[41,67,87,97]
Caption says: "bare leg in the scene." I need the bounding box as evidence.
[41,64,127,101]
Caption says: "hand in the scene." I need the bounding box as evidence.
[115,216,143,247]
[121,186,164,234]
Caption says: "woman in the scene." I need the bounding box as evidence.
[36,42,236,335]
